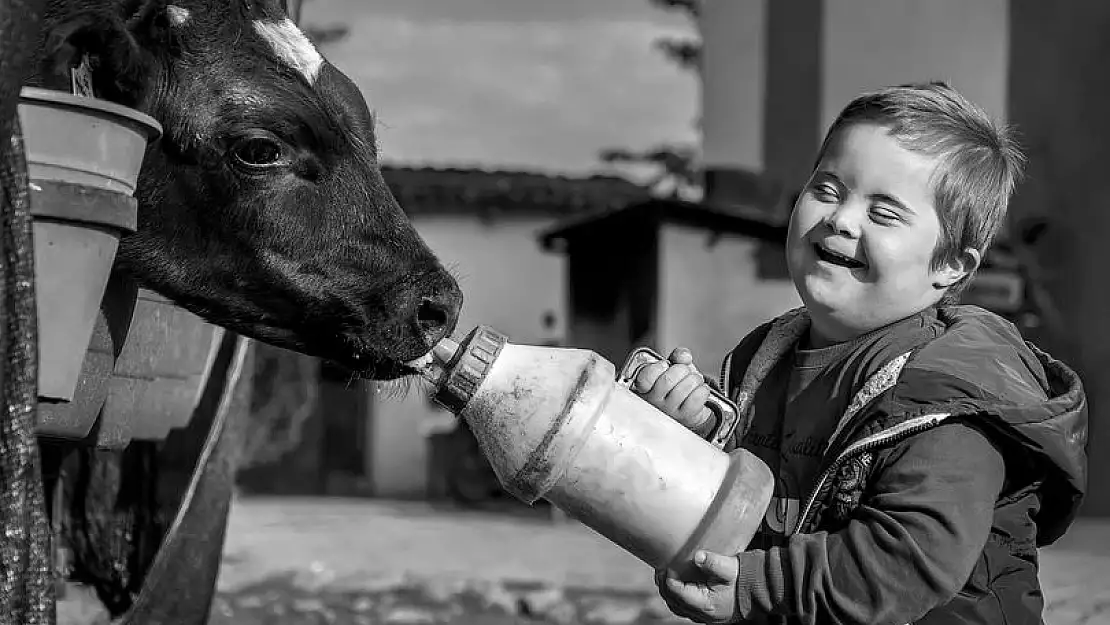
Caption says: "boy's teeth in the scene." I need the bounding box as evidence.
[818,245,863,268]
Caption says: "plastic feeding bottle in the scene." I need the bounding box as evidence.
[421,325,774,579]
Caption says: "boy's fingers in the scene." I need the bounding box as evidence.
[648,364,691,403]
[658,592,699,624]
[677,382,712,420]
[632,360,669,393]
[664,577,711,611]
[663,598,701,623]
[693,551,738,583]
[655,575,692,618]
[668,347,694,365]
[665,372,704,413]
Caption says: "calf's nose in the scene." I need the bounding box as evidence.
[415,282,462,348]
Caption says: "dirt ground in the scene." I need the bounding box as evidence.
[215,497,1110,625]
[56,495,1110,624]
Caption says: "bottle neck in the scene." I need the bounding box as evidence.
[420,336,460,385]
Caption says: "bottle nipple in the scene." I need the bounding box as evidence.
[418,336,462,383]
[433,337,460,365]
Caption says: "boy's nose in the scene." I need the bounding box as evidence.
[824,205,863,238]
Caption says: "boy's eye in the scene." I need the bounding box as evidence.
[869,206,901,224]
[811,183,840,201]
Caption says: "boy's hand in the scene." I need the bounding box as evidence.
[631,347,715,430]
[655,551,741,624]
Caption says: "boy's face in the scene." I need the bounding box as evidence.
[786,122,972,345]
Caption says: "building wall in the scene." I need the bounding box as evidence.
[821,0,1009,128]
[699,0,1009,207]
[655,223,801,377]
[564,218,658,366]
[700,0,767,173]
[1007,1,1109,516]
[763,0,823,203]
[367,214,567,498]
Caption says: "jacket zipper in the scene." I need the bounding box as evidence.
[719,350,732,396]
[791,412,951,535]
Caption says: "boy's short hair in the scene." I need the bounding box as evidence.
[816,81,1026,300]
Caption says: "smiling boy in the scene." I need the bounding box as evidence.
[633,82,1088,624]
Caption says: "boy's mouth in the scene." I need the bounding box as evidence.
[813,243,866,270]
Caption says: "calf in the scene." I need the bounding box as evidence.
[21,0,465,620]
[32,0,463,377]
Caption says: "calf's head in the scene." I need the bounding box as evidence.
[37,0,461,378]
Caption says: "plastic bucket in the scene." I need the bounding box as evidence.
[34,278,226,445]
[18,87,162,403]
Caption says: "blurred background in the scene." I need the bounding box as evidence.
[195,1,1109,623]
[239,0,1102,514]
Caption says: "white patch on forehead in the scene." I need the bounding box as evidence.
[252,18,324,84]
[166,5,191,26]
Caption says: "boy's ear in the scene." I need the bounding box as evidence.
[934,247,982,289]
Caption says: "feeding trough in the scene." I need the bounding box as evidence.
[17,87,161,405]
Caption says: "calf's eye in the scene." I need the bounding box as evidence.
[230,136,286,169]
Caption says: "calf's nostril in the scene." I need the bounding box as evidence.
[417,297,451,333]
[413,280,462,348]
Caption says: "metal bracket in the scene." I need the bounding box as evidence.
[617,346,741,449]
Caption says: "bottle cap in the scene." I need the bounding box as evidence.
[432,325,508,414]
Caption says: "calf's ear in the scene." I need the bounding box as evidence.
[42,3,179,108]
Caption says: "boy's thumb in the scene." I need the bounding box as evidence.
[694,551,733,581]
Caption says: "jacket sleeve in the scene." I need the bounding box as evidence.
[733,421,1005,624]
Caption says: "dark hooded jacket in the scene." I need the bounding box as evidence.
[716,305,1087,624]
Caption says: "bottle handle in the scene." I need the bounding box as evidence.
[616,347,740,449]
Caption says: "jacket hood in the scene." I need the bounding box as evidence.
[894,305,1088,547]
